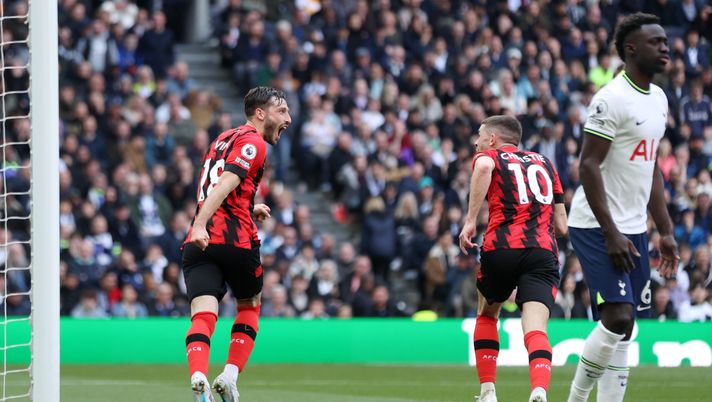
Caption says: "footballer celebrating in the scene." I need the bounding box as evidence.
[459,115,567,402]
[566,14,679,402]
[183,87,291,402]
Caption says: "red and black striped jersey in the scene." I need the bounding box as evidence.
[185,125,267,249]
[472,145,564,254]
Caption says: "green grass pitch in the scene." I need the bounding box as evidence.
[5,364,712,401]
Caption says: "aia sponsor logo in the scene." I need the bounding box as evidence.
[629,139,657,161]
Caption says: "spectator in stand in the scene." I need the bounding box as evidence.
[675,209,707,249]
[71,289,109,318]
[360,196,396,283]
[288,275,310,316]
[339,256,371,304]
[683,29,710,78]
[680,80,712,138]
[553,274,587,319]
[652,286,678,321]
[308,259,340,305]
[137,10,174,78]
[97,270,121,313]
[368,285,405,317]
[288,244,320,282]
[166,61,194,100]
[4,284,31,316]
[111,283,149,318]
[76,19,119,78]
[148,282,188,317]
[302,299,330,319]
[261,285,296,318]
[678,284,712,321]
[68,239,105,288]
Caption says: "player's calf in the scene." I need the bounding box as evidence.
[567,321,625,402]
[524,330,552,393]
[186,311,218,378]
[226,295,261,374]
[474,314,499,397]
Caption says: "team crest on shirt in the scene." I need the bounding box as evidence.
[241,144,257,160]
[588,99,609,127]
[590,99,608,117]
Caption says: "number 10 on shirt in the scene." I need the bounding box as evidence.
[507,163,554,205]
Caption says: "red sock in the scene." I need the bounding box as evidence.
[474,315,499,384]
[524,330,552,391]
[227,304,260,372]
[186,312,217,376]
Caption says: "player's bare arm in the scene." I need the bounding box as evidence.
[554,203,568,238]
[647,162,680,278]
[253,203,271,222]
[189,171,242,250]
[459,155,495,254]
[579,134,640,272]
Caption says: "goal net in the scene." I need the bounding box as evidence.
[1,1,59,401]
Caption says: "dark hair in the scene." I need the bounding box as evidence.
[244,86,286,117]
[690,79,704,89]
[614,13,660,62]
[481,115,522,145]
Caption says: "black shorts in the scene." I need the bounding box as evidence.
[478,248,560,311]
[182,243,263,302]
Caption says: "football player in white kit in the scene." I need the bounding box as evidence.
[566,13,680,402]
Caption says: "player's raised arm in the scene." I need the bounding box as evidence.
[647,162,679,278]
[579,135,640,272]
[189,171,242,250]
[459,155,495,254]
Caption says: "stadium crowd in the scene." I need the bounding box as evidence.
[1,0,711,321]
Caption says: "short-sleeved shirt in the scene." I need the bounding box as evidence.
[569,71,668,234]
[472,145,564,254]
[185,125,267,249]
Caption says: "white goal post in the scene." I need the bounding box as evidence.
[29,1,60,401]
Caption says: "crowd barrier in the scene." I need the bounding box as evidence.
[5,318,711,366]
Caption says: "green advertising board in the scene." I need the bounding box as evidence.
[3,318,711,366]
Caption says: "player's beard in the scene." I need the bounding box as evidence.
[263,116,279,145]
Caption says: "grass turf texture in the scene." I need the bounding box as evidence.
[4,364,711,401]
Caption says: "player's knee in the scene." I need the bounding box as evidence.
[191,295,219,316]
[237,293,261,309]
[600,305,634,335]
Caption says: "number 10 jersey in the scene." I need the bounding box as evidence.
[472,145,564,254]
[185,125,267,250]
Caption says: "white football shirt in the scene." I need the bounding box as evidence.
[569,72,668,234]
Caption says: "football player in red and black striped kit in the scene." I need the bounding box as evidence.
[182,87,291,402]
[458,115,568,402]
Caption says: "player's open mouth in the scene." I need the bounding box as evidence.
[278,126,288,135]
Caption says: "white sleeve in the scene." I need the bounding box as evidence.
[583,89,622,141]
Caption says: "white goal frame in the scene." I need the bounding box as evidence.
[28,1,60,401]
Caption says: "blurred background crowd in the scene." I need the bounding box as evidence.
[1,0,711,321]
